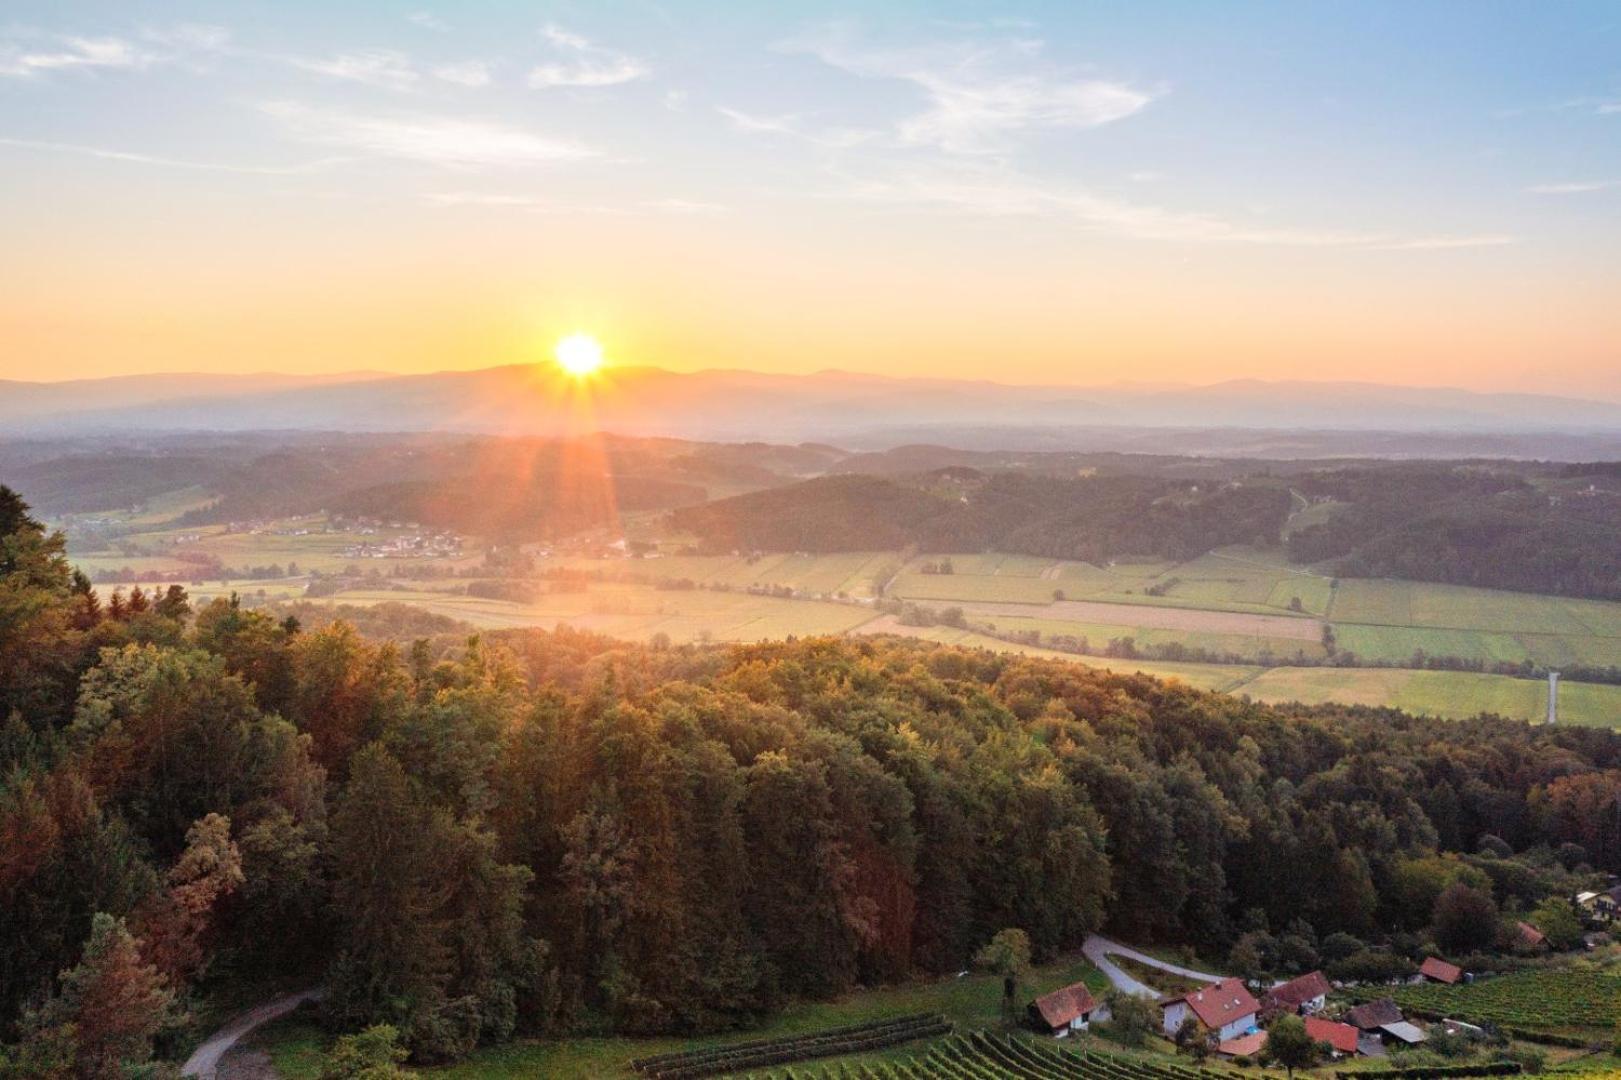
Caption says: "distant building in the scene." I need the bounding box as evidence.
[1380,1020,1429,1046]
[1516,921,1546,950]
[1216,1031,1267,1059]
[1417,957,1463,985]
[1027,982,1106,1037]
[1344,999,1403,1032]
[1160,978,1260,1042]
[1264,970,1331,1015]
[1304,1016,1360,1058]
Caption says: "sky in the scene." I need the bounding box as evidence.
[1,1,1619,395]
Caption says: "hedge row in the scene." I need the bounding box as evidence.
[632,1014,952,1079]
[1335,1063,1523,1079]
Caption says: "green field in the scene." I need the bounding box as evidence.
[259,953,1117,1079]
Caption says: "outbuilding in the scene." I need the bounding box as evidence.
[1264,970,1331,1015]
[1028,982,1106,1037]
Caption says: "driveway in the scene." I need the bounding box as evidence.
[1083,934,1226,998]
[180,989,323,1079]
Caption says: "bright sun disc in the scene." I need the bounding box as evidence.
[554,333,604,376]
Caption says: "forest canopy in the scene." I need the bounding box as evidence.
[2,483,1618,1073]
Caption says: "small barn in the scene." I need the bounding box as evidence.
[1304,1016,1360,1058]
[1418,957,1463,985]
[1028,982,1106,1037]
[1344,999,1403,1032]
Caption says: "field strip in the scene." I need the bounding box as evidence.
[1205,549,1327,578]
[957,598,1324,641]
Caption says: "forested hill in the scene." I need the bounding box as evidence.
[1,483,1616,1073]
[671,470,1292,561]
[1288,463,1621,600]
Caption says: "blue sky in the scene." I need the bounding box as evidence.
[2,2,1618,391]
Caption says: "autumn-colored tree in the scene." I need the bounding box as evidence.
[23,914,173,1080]
[134,813,244,984]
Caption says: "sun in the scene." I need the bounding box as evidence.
[554,333,604,377]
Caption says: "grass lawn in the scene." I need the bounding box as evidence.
[255,953,1111,1078]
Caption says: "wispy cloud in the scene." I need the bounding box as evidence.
[424,190,724,215]
[835,163,1512,250]
[262,102,595,167]
[433,60,492,87]
[0,136,343,175]
[290,49,421,91]
[778,23,1157,153]
[0,33,160,78]
[528,23,648,89]
[1528,179,1616,194]
[716,106,876,149]
[407,12,449,33]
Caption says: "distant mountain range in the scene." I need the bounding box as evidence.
[6,365,1621,454]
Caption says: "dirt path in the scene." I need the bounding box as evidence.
[181,989,323,1079]
[1082,935,1226,998]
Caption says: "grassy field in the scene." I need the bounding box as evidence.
[256,953,1116,1079]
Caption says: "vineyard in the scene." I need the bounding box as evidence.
[743,1030,1229,1079]
[1391,968,1621,1036]
[630,1014,952,1079]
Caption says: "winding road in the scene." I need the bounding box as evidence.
[180,989,323,1079]
[1082,935,1226,998]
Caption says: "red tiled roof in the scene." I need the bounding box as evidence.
[1168,977,1259,1030]
[1517,921,1546,947]
[1305,1016,1359,1055]
[1030,982,1098,1029]
[1266,971,1331,1010]
[1419,957,1462,984]
[1217,1031,1267,1058]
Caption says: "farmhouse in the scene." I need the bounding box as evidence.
[1027,982,1106,1037]
[1160,978,1260,1042]
[1304,1016,1360,1058]
[1576,886,1621,920]
[1418,957,1463,985]
[1215,1031,1267,1059]
[1264,970,1331,1015]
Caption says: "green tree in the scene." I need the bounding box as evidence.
[1528,898,1583,952]
[1433,881,1499,954]
[1103,989,1156,1047]
[974,928,1031,1022]
[1264,1014,1321,1079]
[319,1024,413,1080]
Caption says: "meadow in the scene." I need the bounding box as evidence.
[62,514,1621,727]
[254,953,1118,1079]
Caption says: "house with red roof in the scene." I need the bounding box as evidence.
[1417,957,1463,985]
[1264,970,1331,1015]
[1216,1031,1267,1059]
[1160,977,1260,1042]
[1304,1016,1360,1058]
[1517,921,1546,950]
[1027,981,1107,1037]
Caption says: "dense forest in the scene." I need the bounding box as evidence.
[1288,464,1621,600]
[2,484,1617,1074]
[672,471,1292,562]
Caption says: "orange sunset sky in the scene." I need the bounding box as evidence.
[2,2,1618,395]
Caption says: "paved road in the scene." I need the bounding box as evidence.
[1082,935,1226,998]
[180,989,323,1079]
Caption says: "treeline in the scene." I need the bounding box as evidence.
[672,471,1291,562]
[3,483,1620,1074]
[1288,464,1621,600]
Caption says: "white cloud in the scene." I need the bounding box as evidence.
[1527,180,1616,194]
[262,102,595,167]
[0,33,159,78]
[290,49,420,91]
[779,24,1157,153]
[528,23,648,88]
[717,106,877,149]
[407,12,449,32]
[433,60,492,87]
[0,135,343,174]
[663,89,688,111]
[836,163,1512,250]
